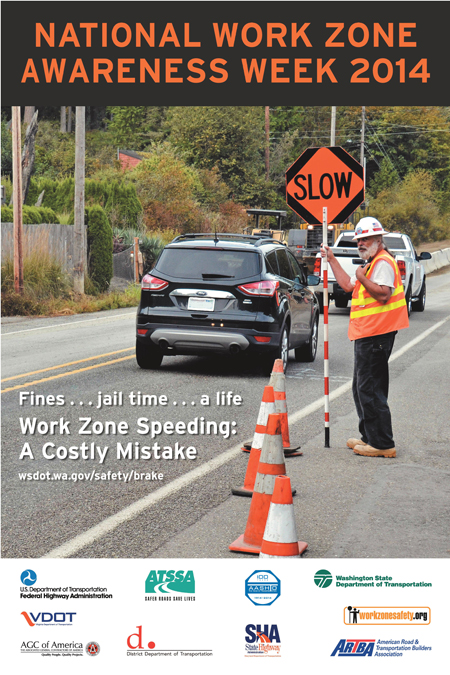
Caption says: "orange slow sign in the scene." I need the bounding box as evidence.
[286,146,364,225]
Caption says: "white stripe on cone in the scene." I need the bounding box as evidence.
[259,503,300,559]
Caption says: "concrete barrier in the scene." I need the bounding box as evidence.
[422,248,450,275]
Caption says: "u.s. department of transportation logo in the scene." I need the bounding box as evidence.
[314,569,333,588]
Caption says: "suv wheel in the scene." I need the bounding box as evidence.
[261,325,290,375]
[295,314,318,362]
[412,278,426,312]
[136,339,163,370]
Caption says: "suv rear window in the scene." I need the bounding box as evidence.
[156,248,261,279]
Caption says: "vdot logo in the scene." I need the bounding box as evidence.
[20,570,37,586]
[314,569,333,588]
[21,611,76,626]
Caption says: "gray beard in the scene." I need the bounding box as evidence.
[359,241,379,260]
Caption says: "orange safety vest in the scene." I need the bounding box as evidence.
[348,250,409,341]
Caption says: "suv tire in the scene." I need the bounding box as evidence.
[261,324,290,375]
[295,314,318,362]
[412,278,426,312]
[136,339,163,370]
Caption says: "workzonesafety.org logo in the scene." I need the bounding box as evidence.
[20,570,37,586]
[21,611,76,627]
[245,571,280,606]
[344,606,430,625]
[144,570,195,602]
[245,624,281,657]
[314,569,333,588]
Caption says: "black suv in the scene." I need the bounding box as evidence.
[136,233,320,373]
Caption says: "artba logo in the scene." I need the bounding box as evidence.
[145,570,195,601]
[20,570,37,586]
[245,624,281,657]
[344,605,430,625]
[21,611,76,626]
[245,571,280,606]
[314,569,333,588]
[331,639,375,657]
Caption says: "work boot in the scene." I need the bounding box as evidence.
[353,444,396,458]
[347,438,368,449]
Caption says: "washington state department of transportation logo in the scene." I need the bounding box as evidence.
[314,569,333,588]
[245,570,280,606]
[20,570,37,586]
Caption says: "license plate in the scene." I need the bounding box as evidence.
[187,297,215,312]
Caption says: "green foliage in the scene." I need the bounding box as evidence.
[86,205,113,292]
[25,176,142,227]
[1,204,57,223]
[167,106,276,206]
[1,118,12,176]
[107,107,148,148]
[369,170,450,244]
[1,176,13,203]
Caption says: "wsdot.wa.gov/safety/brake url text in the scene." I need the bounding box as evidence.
[18,470,164,483]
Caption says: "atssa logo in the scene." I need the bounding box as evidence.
[331,639,375,657]
[20,570,37,586]
[21,611,76,626]
[145,570,195,599]
[245,624,281,656]
[245,570,280,606]
[314,569,333,588]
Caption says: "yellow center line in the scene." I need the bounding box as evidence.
[1,355,135,393]
[1,347,134,382]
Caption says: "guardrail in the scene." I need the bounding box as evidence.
[421,248,450,274]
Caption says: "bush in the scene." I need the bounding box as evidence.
[25,176,142,227]
[1,204,58,223]
[86,205,113,292]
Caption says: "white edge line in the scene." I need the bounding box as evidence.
[43,315,450,558]
[2,310,136,336]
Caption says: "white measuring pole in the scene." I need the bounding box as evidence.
[322,207,330,447]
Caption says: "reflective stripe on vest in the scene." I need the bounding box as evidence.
[348,251,409,341]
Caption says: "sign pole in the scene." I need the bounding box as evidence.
[322,206,330,448]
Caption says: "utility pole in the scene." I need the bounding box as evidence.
[11,106,23,294]
[264,106,270,181]
[360,106,365,167]
[330,106,336,146]
[73,107,86,294]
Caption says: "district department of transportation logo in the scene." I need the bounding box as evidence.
[20,570,37,586]
[314,569,333,588]
[245,571,280,606]
[86,641,100,656]
[145,570,195,601]
[245,624,281,657]
[331,639,375,656]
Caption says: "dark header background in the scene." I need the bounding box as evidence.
[2,1,449,105]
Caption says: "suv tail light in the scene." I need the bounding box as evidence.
[238,280,280,297]
[141,274,169,291]
[313,257,322,276]
[397,260,406,281]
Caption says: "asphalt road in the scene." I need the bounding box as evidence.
[2,271,450,559]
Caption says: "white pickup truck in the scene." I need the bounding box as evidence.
[313,231,431,315]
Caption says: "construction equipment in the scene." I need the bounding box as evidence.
[244,209,288,244]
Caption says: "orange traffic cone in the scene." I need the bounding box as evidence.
[259,475,308,558]
[269,359,302,457]
[229,414,291,554]
[233,386,275,497]
[241,386,275,454]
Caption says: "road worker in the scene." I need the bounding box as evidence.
[320,217,409,458]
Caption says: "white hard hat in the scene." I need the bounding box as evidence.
[352,217,389,240]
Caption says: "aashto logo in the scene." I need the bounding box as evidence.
[245,570,280,606]
[314,569,333,588]
[20,570,37,586]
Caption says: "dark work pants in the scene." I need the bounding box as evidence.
[352,332,397,450]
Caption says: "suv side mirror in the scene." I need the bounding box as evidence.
[307,274,320,286]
